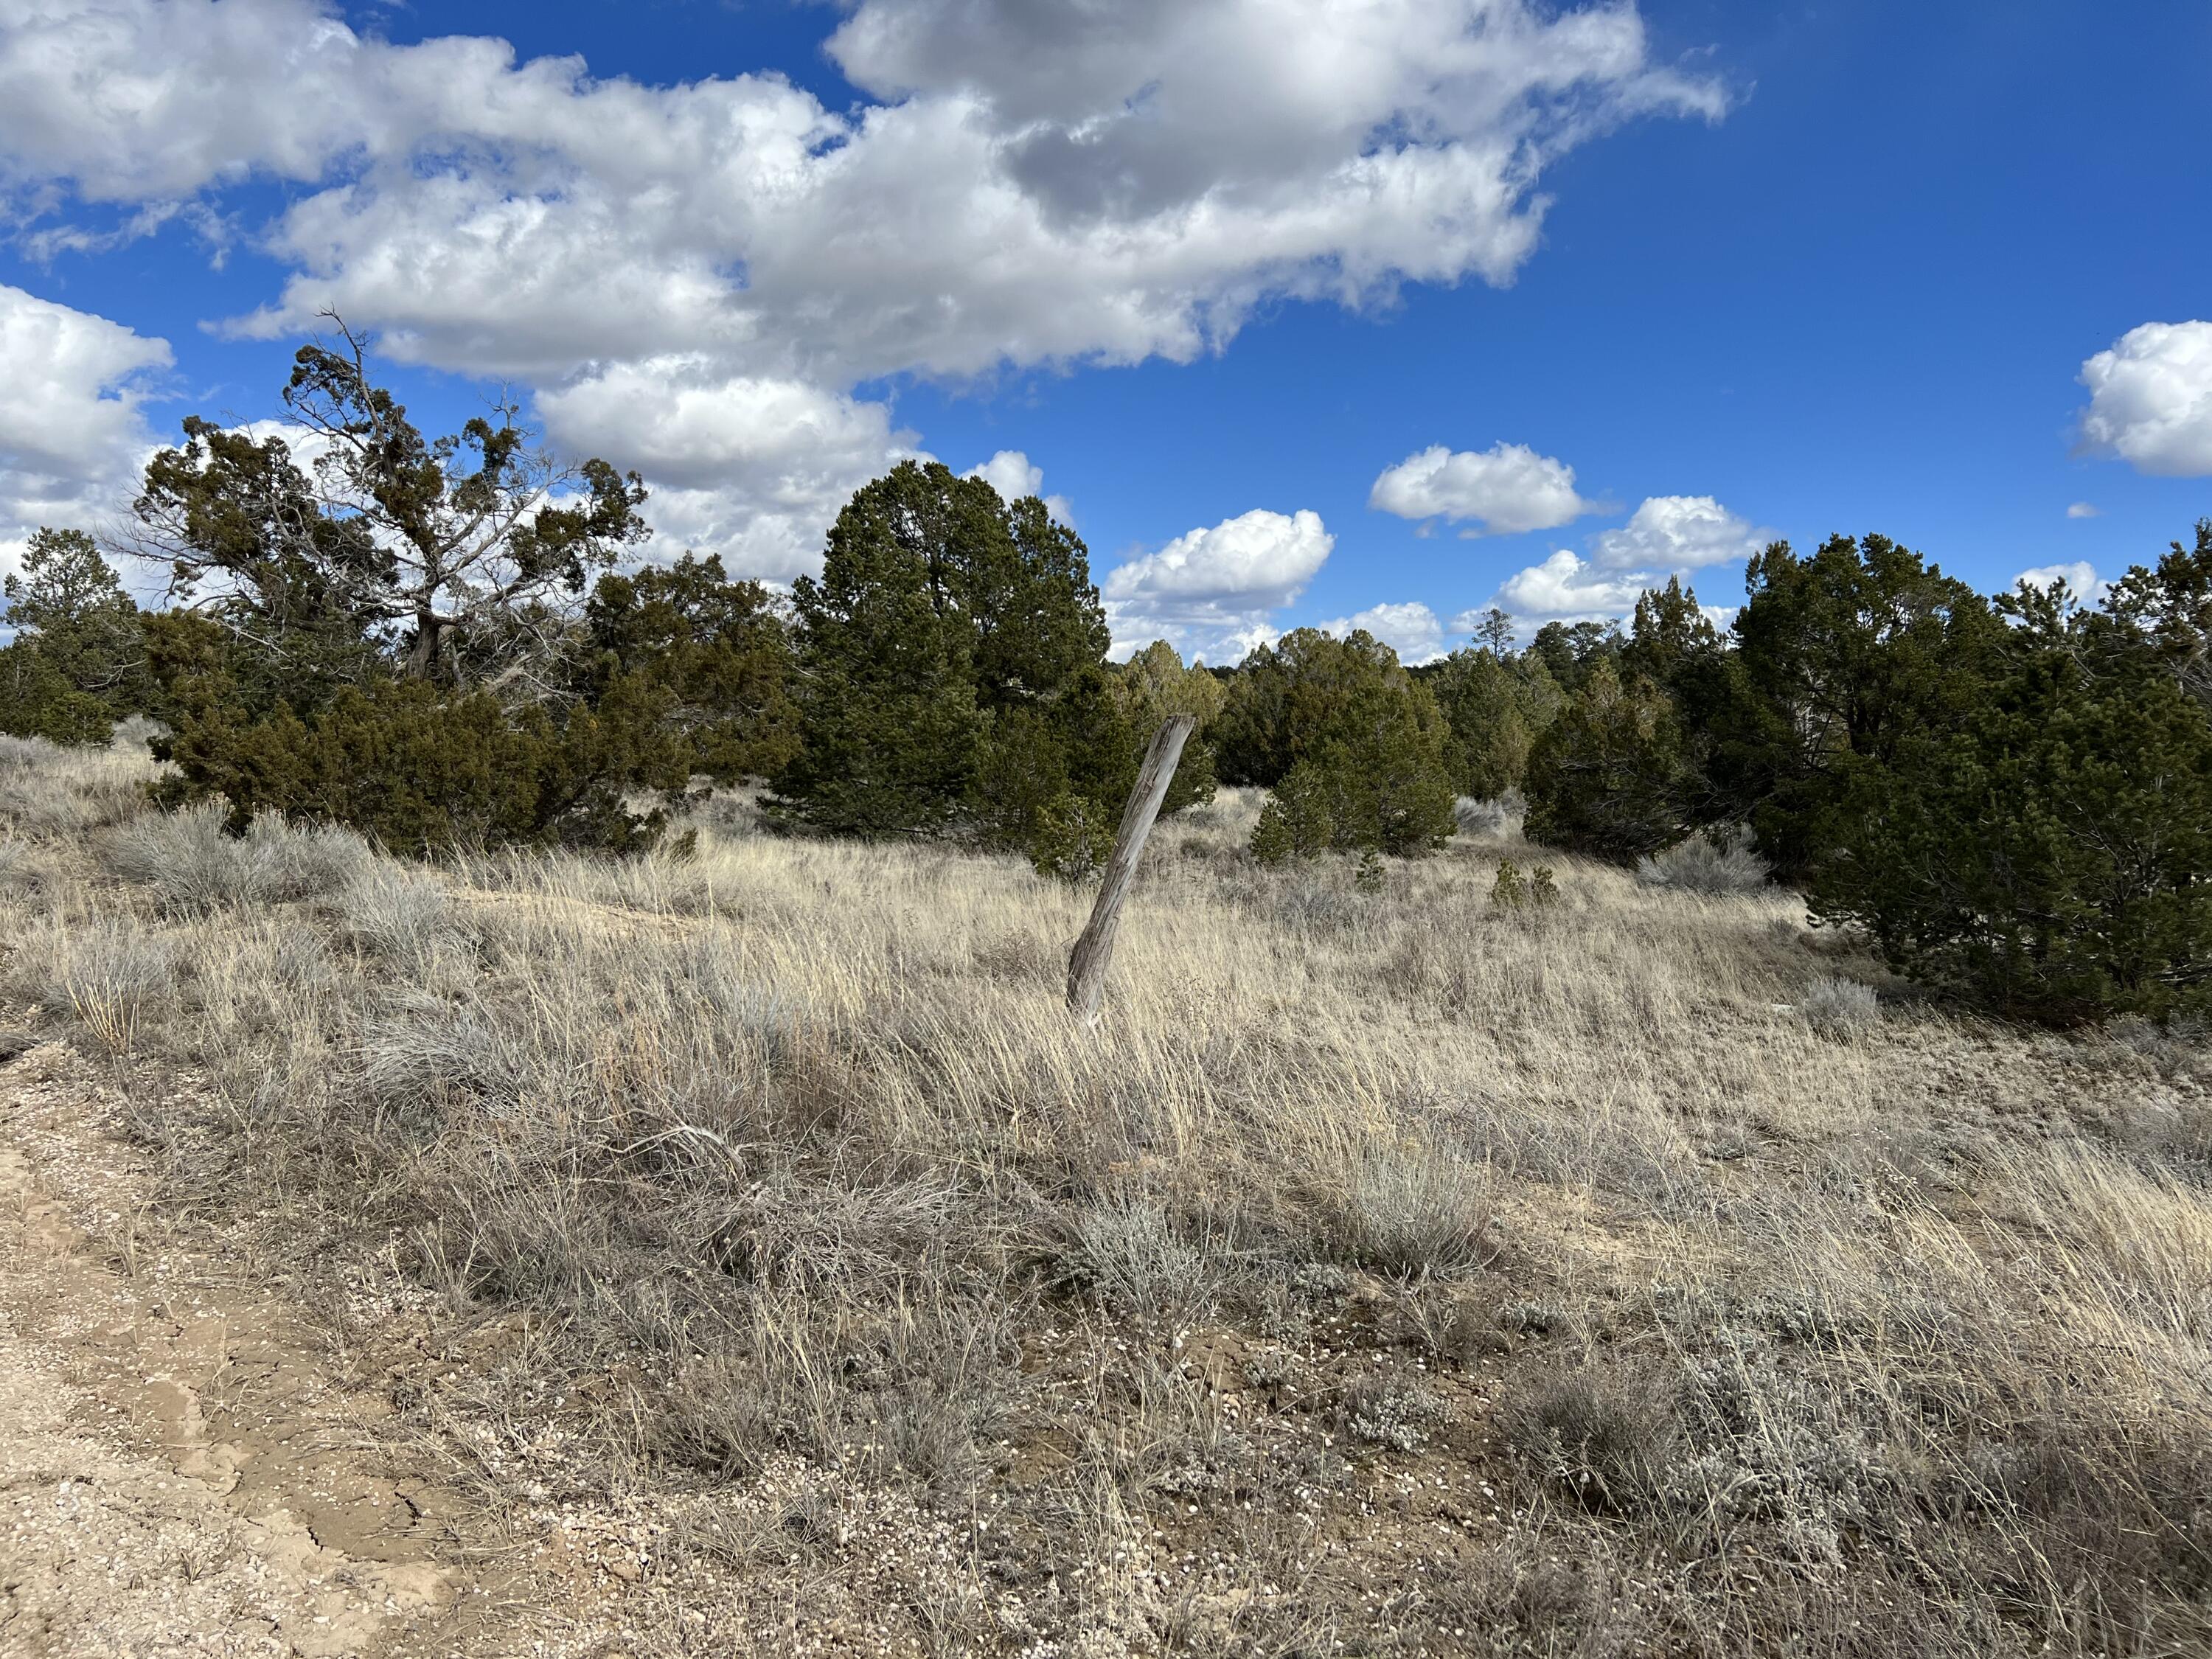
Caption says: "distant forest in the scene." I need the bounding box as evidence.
[6,338,2211,1025]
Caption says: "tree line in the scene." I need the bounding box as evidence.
[4,338,2209,1023]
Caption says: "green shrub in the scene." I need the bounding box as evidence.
[1024,791,1116,881]
[1812,626,2212,1023]
[1491,860,1526,908]
[156,673,686,854]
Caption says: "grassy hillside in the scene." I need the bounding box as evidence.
[2,731,2207,1656]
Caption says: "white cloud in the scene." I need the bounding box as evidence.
[1368,441,1597,535]
[1586,493,1767,571]
[0,283,172,575]
[2014,561,2107,605]
[0,2,1727,588]
[2066,501,2101,519]
[535,361,919,582]
[1472,549,1646,625]
[1322,600,1446,664]
[1462,492,1767,630]
[2078,320,2212,476]
[967,449,1042,502]
[0,1,1725,372]
[1102,507,1332,660]
[965,448,1074,526]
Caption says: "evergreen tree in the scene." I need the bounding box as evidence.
[1227,629,1458,860]
[0,529,147,743]
[1429,644,1562,800]
[1619,577,1722,696]
[1813,594,2212,1021]
[580,554,799,784]
[1528,619,1620,695]
[1524,660,1691,863]
[1110,640,1221,814]
[2101,517,2212,709]
[133,319,648,691]
[776,466,987,838]
[1718,534,2005,877]
[1472,607,1517,655]
[773,460,1183,858]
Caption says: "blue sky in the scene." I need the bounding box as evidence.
[2,0,2208,663]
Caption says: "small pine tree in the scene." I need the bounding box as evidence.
[1111,640,1220,815]
[0,528,148,743]
[1250,763,1336,864]
[1225,629,1458,858]
[1491,860,1526,908]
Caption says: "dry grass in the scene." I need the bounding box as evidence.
[1,751,2208,1655]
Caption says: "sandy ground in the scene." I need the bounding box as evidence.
[0,1043,549,1659]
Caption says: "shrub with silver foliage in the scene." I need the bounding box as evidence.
[331,863,459,971]
[102,804,372,915]
[1803,975,1880,1039]
[1060,1194,1222,1324]
[4,912,175,1050]
[1637,827,1770,894]
[1338,1141,1495,1276]
[1454,795,1523,840]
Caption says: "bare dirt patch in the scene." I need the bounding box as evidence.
[0,1041,558,1658]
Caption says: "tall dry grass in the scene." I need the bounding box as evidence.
[1,749,2207,1655]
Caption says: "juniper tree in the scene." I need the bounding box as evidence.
[1813,580,2212,1021]
[580,554,799,785]
[776,465,987,838]
[1429,644,1562,799]
[775,461,1149,852]
[1225,629,1458,860]
[131,318,648,694]
[1524,659,1691,863]
[1110,640,1221,813]
[1717,534,2006,877]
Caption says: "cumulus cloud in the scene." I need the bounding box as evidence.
[0,0,1728,384]
[0,283,171,575]
[1321,600,1446,664]
[0,1,1725,579]
[1368,441,1597,535]
[1461,492,1769,630]
[2014,561,2107,605]
[965,449,1074,526]
[1585,493,1767,571]
[1470,549,1646,625]
[2078,321,2212,476]
[2066,501,2101,519]
[535,361,919,582]
[1102,507,1333,661]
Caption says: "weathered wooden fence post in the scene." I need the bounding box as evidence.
[1067,714,1197,1026]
